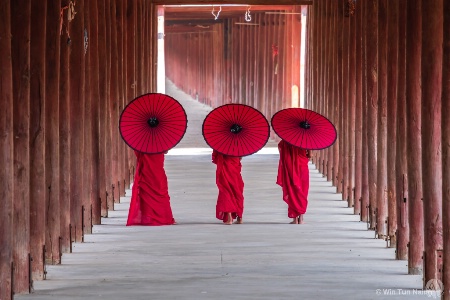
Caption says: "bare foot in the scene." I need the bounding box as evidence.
[224,212,233,225]
[234,216,243,224]
[290,217,298,224]
[298,215,304,224]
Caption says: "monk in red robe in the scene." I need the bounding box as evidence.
[276,140,311,224]
[212,150,245,225]
[127,151,176,226]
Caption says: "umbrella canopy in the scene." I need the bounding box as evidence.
[271,108,337,150]
[119,93,187,154]
[202,104,270,157]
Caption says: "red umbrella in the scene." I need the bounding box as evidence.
[119,93,187,154]
[271,108,337,150]
[202,104,270,157]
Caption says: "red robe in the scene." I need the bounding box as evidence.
[276,140,310,218]
[212,150,244,223]
[127,151,175,226]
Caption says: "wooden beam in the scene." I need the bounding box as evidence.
[154,0,312,5]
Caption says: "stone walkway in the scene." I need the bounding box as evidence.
[16,80,433,300]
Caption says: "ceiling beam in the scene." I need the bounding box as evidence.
[152,0,312,5]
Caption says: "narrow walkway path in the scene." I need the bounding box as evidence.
[17,81,431,300]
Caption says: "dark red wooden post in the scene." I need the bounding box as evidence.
[83,0,93,236]
[341,1,349,202]
[69,0,86,243]
[115,0,125,199]
[0,0,14,298]
[348,1,356,209]
[336,0,343,193]
[11,0,31,293]
[376,0,388,239]
[98,0,108,217]
[354,0,363,216]
[327,0,337,183]
[126,0,136,188]
[332,1,341,190]
[89,0,101,224]
[115,0,125,197]
[360,0,369,224]
[421,0,443,285]
[110,0,120,206]
[386,0,399,248]
[366,0,378,231]
[46,0,62,264]
[396,0,409,260]
[442,0,450,295]
[29,0,47,280]
[59,0,71,254]
[406,0,424,275]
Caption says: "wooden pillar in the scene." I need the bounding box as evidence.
[421,0,443,286]
[98,0,108,217]
[337,0,345,194]
[327,0,336,183]
[83,0,93,236]
[105,0,113,215]
[69,0,86,243]
[341,1,349,202]
[29,0,47,280]
[348,1,356,209]
[360,0,369,223]
[386,0,399,248]
[150,3,157,91]
[354,0,363,216]
[332,0,341,190]
[110,0,120,206]
[59,0,71,254]
[376,0,388,239]
[406,0,424,275]
[11,0,31,293]
[89,0,101,224]
[320,0,329,176]
[0,0,14,298]
[114,0,128,197]
[46,0,62,264]
[366,0,378,231]
[395,0,409,260]
[126,0,136,187]
[442,0,450,296]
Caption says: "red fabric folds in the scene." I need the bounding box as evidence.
[127,151,176,226]
[276,140,310,218]
[212,150,244,223]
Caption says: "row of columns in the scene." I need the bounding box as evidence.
[0,0,157,298]
[306,0,449,297]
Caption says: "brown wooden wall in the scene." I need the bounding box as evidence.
[165,9,303,140]
[0,0,156,297]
